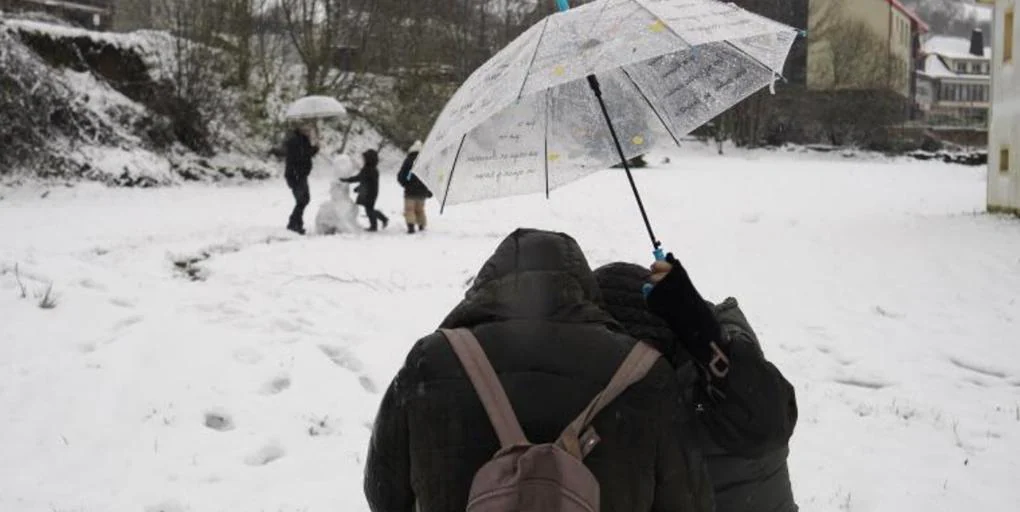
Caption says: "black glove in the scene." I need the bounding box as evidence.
[646,254,728,375]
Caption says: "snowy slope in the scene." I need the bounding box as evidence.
[0,148,1018,511]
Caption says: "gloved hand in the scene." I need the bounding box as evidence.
[646,254,729,377]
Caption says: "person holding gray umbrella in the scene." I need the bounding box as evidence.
[282,95,347,234]
[284,122,319,235]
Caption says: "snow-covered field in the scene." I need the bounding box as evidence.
[1,148,1018,512]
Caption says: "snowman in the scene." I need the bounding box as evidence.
[315,153,360,235]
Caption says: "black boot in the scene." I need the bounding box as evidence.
[407,223,416,234]
[418,224,426,232]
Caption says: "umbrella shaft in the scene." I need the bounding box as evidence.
[586,75,661,251]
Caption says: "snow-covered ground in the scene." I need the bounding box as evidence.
[1,147,1018,512]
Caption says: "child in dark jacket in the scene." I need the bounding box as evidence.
[342,149,389,231]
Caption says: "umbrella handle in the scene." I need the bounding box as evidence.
[641,248,668,298]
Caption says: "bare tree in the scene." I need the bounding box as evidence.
[160,0,235,152]
[278,0,373,96]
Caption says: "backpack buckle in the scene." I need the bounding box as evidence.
[579,427,601,457]
[708,341,730,379]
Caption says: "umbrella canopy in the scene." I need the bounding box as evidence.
[414,0,797,210]
[285,95,347,120]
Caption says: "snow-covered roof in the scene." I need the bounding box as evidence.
[922,35,991,60]
[920,54,956,79]
[919,53,989,80]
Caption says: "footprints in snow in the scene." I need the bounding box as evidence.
[359,375,379,394]
[232,347,264,365]
[834,378,890,390]
[261,375,292,395]
[308,416,343,437]
[319,345,378,394]
[109,297,137,308]
[145,499,185,512]
[319,344,363,372]
[203,409,235,432]
[244,441,286,466]
[169,235,294,282]
[949,357,1009,379]
[113,314,144,331]
[807,331,890,390]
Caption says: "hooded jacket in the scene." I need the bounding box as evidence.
[284,129,318,184]
[397,149,432,199]
[343,149,381,206]
[595,262,799,512]
[365,229,714,512]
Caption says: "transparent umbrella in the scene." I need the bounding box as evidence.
[413,0,798,256]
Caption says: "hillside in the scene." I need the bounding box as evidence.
[0,14,399,187]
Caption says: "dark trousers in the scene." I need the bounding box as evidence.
[362,200,389,230]
[288,178,310,230]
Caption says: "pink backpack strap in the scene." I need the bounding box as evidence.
[440,328,529,449]
[558,341,662,459]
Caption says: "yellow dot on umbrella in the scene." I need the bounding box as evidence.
[553,65,566,76]
[632,135,645,146]
[650,20,666,33]
[548,152,561,162]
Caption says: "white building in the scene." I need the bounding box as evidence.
[916,32,992,127]
[981,0,1020,214]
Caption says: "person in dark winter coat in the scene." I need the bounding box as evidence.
[594,259,799,512]
[365,229,714,512]
[342,149,389,231]
[283,123,319,234]
[396,140,432,234]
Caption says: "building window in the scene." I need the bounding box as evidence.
[1006,9,1015,63]
[1000,147,1011,173]
[957,62,968,73]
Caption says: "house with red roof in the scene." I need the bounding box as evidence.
[808,0,929,99]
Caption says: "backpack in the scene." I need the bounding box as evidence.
[440,328,662,512]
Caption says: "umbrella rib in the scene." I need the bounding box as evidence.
[721,39,785,80]
[440,135,468,214]
[544,89,550,199]
[517,18,552,101]
[630,0,691,48]
[619,66,682,147]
